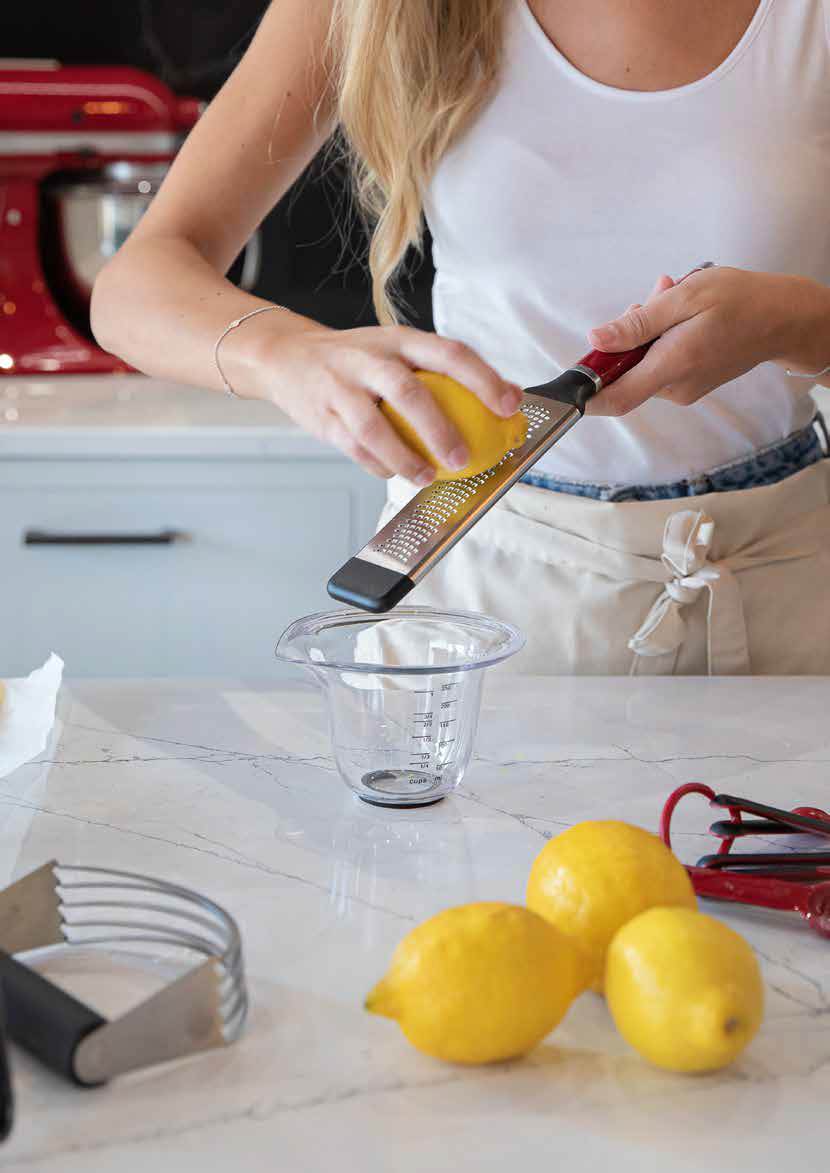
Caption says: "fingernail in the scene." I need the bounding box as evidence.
[414,467,435,487]
[446,446,469,471]
[591,324,618,346]
[500,390,522,416]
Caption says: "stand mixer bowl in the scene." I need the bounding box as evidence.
[48,162,168,301]
[47,162,261,304]
[275,607,525,807]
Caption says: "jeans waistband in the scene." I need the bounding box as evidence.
[521,416,827,503]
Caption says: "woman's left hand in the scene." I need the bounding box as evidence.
[584,266,830,416]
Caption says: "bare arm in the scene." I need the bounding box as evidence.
[91,0,521,484]
[91,0,335,391]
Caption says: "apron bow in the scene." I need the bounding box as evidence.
[628,510,748,675]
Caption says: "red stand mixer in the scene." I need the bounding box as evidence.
[0,62,203,376]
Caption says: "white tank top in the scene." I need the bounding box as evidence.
[424,0,830,485]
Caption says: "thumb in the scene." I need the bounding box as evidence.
[648,273,675,300]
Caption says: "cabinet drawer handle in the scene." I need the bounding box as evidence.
[23,529,187,547]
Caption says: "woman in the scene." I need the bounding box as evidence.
[92,0,830,675]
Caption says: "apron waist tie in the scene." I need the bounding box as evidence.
[627,511,750,675]
[627,505,824,676]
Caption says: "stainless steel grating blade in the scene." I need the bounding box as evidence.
[369,399,562,567]
[328,385,586,612]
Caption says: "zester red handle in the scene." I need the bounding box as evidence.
[576,344,651,388]
[574,264,712,392]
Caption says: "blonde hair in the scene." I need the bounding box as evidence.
[328,1,505,324]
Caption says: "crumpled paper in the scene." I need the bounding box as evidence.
[0,654,64,780]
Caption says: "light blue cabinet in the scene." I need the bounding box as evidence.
[0,456,385,676]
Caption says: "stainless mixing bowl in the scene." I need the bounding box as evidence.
[48,161,261,300]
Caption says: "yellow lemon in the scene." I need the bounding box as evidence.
[365,902,587,1064]
[380,370,527,481]
[606,906,764,1072]
[526,820,696,990]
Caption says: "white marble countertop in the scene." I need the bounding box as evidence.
[1,674,828,1171]
[0,375,329,459]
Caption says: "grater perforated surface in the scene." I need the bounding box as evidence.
[369,399,561,566]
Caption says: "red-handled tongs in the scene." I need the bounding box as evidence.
[660,783,830,939]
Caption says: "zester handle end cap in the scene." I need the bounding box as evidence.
[327,558,414,613]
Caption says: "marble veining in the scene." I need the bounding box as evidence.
[0,675,828,1171]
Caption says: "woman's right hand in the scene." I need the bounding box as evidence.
[245,322,523,485]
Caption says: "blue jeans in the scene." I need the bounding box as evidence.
[521,416,829,502]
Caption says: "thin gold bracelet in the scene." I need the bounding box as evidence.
[214,304,287,398]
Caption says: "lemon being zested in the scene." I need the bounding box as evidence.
[365,902,587,1064]
[606,906,764,1073]
[526,820,696,990]
[380,370,527,481]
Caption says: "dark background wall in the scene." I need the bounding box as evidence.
[3,0,434,330]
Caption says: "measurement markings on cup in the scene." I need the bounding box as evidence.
[407,682,462,771]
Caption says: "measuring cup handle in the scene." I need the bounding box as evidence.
[659,783,717,852]
[689,867,811,913]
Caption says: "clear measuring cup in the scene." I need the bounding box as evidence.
[275,607,524,807]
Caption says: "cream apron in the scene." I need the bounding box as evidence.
[376,460,830,676]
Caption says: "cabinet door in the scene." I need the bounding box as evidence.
[0,462,385,676]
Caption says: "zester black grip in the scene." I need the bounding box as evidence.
[0,951,107,1087]
[526,369,598,414]
[328,558,414,613]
